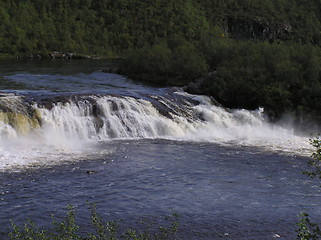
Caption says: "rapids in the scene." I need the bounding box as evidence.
[0,87,312,170]
[0,60,319,239]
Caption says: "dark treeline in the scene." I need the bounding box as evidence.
[1,0,321,120]
[1,0,321,55]
[0,0,216,56]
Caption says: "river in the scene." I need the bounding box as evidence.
[0,59,319,239]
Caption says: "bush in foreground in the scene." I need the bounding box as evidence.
[297,136,321,240]
[9,204,179,240]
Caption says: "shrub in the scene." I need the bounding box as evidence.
[296,137,321,240]
[9,204,179,240]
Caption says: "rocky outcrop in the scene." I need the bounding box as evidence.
[48,52,96,59]
[48,52,74,59]
[17,52,98,60]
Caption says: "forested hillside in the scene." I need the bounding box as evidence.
[1,0,321,121]
[1,0,321,55]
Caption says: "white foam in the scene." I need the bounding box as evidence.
[0,94,313,170]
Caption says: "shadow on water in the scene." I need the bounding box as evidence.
[0,59,116,75]
[0,59,113,90]
[0,59,154,95]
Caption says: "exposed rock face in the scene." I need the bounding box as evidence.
[18,52,96,59]
[48,52,73,59]
[48,52,94,59]
[225,17,292,41]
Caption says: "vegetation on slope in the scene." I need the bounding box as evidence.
[1,0,321,120]
[1,0,321,55]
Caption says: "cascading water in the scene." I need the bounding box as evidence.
[1,61,320,239]
[0,89,311,170]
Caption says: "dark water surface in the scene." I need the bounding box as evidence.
[0,140,319,239]
[0,60,320,239]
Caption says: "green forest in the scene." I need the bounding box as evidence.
[1,0,321,121]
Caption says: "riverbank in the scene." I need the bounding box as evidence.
[1,53,320,132]
[1,1,321,124]
[1,52,108,60]
[118,39,321,125]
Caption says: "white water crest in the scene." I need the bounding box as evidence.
[0,91,313,170]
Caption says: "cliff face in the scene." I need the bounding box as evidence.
[225,17,292,42]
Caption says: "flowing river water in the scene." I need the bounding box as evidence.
[0,60,320,239]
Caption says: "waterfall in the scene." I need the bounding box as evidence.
[0,91,310,145]
[0,90,312,170]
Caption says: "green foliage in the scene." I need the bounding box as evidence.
[297,212,321,240]
[121,32,321,120]
[303,137,321,179]
[296,137,321,240]
[10,219,50,240]
[8,204,180,240]
[51,205,80,239]
[88,203,119,240]
[200,41,321,120]
[1,0,321,120]
[1,0,321,56]
[121,38,208,85]
[9,205,81,240]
